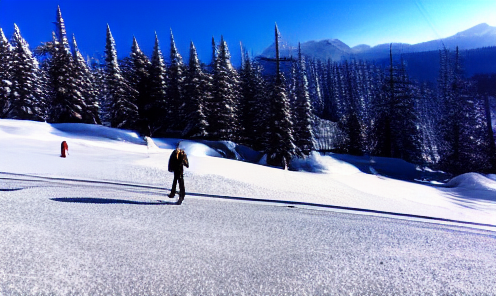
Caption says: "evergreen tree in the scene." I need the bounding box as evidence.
[167,29,186,132]
[104,24,138,129]
[0,28,12,117]
[48,6,87,123]
[71,35,101,124]
[128,36,151,133]
[239,51,268,150]
[240,49,266,147]
[147,33,168,136]
[183,41,208,138]
[209,36,217,73]
[307,59,323,117]
[338,60,363,155]
[209,35,240,141]
[89,57,108,126]
[293,43,314,157]
[416,81,439,164]
[372,45,422,162]
[265,25,295,168]
[321,59,336,121]
[6,24,44,121]
[438,47,491,174]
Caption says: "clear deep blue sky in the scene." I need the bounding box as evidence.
[1,0,495,66]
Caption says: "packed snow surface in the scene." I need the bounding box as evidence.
[1,118,496,227]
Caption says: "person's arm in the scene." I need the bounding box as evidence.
[183,154,189,168]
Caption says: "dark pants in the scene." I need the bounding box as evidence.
[170,170,185,198]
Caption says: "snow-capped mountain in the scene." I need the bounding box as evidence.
[411,23,496,52]
[260,23,496,61]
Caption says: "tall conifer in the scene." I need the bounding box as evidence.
[147,33,168,136]
[129,36,151,133]
[104,24,138,129]
[265,25,295,168]
[0,28,12,117]
[184,41,208,138]
[72,35,101,124]
[167,29,185,132]
[293,43,315,156]
[209,36,240,141]
[7,24,44,121]
[48,6,86,123]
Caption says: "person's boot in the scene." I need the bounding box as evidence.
[177,194,184,205]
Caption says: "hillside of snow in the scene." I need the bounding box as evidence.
[1,119,495,228]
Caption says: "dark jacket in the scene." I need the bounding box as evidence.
[168,149,189,173]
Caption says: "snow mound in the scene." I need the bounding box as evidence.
[179,140,222,158]
[445,173,496,191]
[290,151,360,174]
[198,140,263,162]
[51,123,145,144]
[144,136,160,152]
[0,119,56,139]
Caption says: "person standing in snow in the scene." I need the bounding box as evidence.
[168,146,189,205]
[60,141,69,158]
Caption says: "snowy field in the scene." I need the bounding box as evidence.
[1,119,496,295]
[1,119,495,228]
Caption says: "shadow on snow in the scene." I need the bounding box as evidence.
[50,197,177,205]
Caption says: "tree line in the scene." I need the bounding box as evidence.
[0,6,495,174]
[292,45,496,175]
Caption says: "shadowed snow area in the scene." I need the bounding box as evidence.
[1,119,495,227]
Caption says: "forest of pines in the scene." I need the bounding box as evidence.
[0,7,495,174]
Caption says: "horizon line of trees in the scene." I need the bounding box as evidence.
[0,6,495,174]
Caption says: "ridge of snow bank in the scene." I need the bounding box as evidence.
[445,173,496,191]
[51,123,145,145]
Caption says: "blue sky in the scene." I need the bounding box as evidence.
[0,0,495,66]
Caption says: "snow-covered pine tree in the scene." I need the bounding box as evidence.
[209,36,217,73]
[208,35,240,141]
[128,36,151,134]
[251,61,269,150]
[71,35,101,124]
[147,33,168,136]
[416,81,439,164]
[393,58,423,163]
[265,24,295,169]
[0,28,12,118]
[183,41,208,138]
[338,60,363,155]
[437,47,491,174]
[48,6,87,123]
[89,57,108,126]
[6,24,44,121]
[238,49,268,150]
[167,29,186,133]
[104,24,138,129]
[307,58,323,117]
[371,45,422,163]
[292,43,314,157]
[319,59,334,121]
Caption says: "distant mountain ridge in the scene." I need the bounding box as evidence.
[260,23,496,61]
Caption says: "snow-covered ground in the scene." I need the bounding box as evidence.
[1,118,495,228]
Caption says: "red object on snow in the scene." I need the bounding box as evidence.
[61,141,68,158]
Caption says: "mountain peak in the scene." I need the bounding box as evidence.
[259,23,496,61]
[454,23,496,37]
